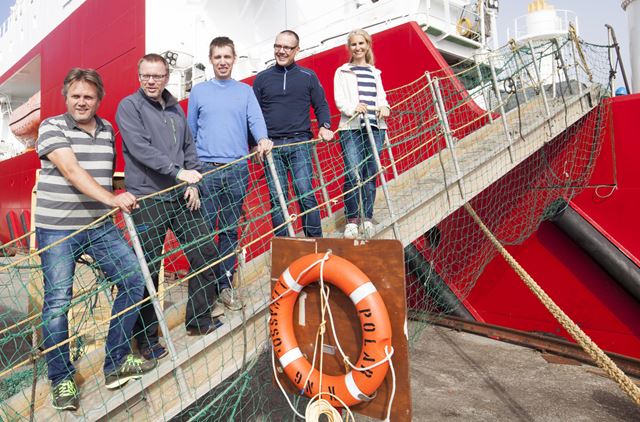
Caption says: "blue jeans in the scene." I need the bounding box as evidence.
[340,128,385,222]
[264,142,322,237]
[37,222,144,384]
[200,161,249,291]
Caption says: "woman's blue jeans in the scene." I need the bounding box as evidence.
[340,128,385,222]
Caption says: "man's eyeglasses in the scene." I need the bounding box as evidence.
[273,44,297,53]
[139,74,167,81]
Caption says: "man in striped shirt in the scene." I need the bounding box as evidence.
[36,68,155,411]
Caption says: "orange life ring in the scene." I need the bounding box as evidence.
[270,253,392,407]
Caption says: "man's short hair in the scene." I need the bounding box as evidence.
[209,36,236,58]
[61,68,105,100]
[278,30,300,47]
[137,53,169,74]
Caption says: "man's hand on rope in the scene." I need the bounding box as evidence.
[176,168,203,184]
[318,127,334,141]
[111,192,138,213]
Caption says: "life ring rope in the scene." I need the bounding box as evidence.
[270,250,397,421]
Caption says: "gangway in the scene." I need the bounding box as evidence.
[1,30,608,421]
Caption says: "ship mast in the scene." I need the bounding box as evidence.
[621,0,639,93]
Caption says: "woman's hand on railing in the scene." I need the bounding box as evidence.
[376,106,390,119]
[354,103,369,114]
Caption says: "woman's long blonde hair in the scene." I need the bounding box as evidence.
[347,28,375,65]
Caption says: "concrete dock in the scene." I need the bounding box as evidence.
[389,323,640,421]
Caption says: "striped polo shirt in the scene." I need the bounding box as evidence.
[35,113,115,230]
[351,65,378,127]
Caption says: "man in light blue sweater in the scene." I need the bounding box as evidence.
[188,36,272,311]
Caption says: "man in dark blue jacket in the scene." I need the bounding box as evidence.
[116,54,222,361]
[253,30,334,238]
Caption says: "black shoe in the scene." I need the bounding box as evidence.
[51,378,79,411]
[186,318,223,336]
[104,354,157,389]
[140,342,168,360]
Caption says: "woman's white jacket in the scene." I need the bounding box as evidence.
[333,63,390,131]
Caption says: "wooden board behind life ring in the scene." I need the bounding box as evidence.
[270,253,393,407]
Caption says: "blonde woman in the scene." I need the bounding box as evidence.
[334,29,390,238]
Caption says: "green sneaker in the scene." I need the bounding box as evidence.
[105,354,157,389]
[51,378,79,411]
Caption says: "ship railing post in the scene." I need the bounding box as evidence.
[488,55,515,162]
[266,152,296,237]
[568,34,583,96]
[427,74,466,201]
[552,38,574,96]
[528,40,554,139]
[310,142,333,217]
[363,112,400,240]
[122,212,192,398]
[384,132,399,179]
[479,0,486,48]
[477,60,493,124]
[528,41,552,118]
[509,40,531,102]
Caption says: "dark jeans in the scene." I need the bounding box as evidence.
[131,195,218,346]
[264,142,322,237]
[340,128,385,222]
[37,222,144,384]
[200,161,249,291]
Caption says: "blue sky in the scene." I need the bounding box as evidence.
[0,0,13,24]
[498,1,631,86]
[0,1,632,85]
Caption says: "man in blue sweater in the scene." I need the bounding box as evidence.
[253,30,334,238]
[188,37,272,311]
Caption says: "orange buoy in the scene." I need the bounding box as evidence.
[9,91,41,148]
[270,253,392,407]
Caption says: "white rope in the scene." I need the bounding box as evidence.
[270,251,333,419]
[382,345,396,422]
[305,393,355,422]
[268,252,333,307]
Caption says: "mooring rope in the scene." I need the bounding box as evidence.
[464,203,640,406]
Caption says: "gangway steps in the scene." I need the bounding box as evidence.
[372,86,598,245]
